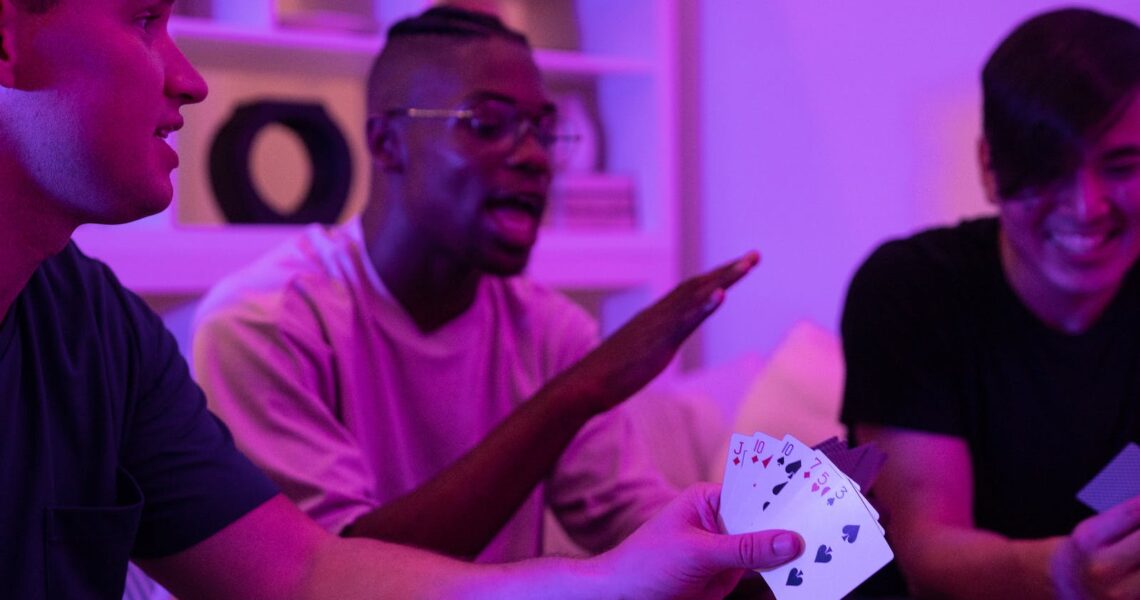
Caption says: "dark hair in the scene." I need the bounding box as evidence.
[386,6,528,46]
[982,7,1140,199]
[12,0,58,13]
[366,6,530,113]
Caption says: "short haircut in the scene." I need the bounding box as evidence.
[982,7,1140,199]
[365,6,531,114]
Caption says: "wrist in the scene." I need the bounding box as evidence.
[535,365,618,422]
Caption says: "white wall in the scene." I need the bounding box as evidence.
[691,0,1140,366]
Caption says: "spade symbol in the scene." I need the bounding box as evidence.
[842,524,860,543]
[777,456,785,466]
[762,501,771,510]
[772,482,788,496]
[785,460,802,479]
[814,545,833,563]
[786,568,804,587]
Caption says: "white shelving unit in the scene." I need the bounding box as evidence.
[72,0,678,333]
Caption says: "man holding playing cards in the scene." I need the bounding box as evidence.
[192,5,756,563]
[1,0,809,596]
[842,7,1140,599]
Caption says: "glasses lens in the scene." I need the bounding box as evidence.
[465,100,518,143]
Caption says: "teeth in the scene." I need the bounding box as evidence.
[1052,231,1108,254]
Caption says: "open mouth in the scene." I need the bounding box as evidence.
[485,193,545,248]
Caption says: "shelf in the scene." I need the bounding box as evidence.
[71,223,668,296]
[170,16,655,77]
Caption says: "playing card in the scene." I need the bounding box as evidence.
[758,474,894,600]
[1077,443,1140,513]
[728,432,785,531]
[719,433,756,532]
[749,434,815,522]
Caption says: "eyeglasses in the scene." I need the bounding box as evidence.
[382,98,579,155]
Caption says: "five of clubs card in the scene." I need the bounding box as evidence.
[719,432,893,600]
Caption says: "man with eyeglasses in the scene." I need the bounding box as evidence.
[192,5,758,562]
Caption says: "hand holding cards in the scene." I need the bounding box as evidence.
[719,432,892,600]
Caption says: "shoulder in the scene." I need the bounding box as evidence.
[40,242,163,340]
[194,224,357,332]
[849,217,999,302]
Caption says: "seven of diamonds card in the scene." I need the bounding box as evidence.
[719,433,893,600]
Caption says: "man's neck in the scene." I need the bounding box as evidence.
[363,223,483,334]
[0,189,75,321]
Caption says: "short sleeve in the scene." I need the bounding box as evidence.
[840,239,967,439]
[192,286,379,534]
[106,269,278,558]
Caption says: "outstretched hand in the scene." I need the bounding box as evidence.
[595,482,802,600]
[563,251,760,414]
[1051,495,1140,600]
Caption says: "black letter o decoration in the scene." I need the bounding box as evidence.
[209,101,352,225]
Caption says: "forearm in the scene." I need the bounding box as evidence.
[344,367,605,557]
[302,533,605,600]
[900,525,1062,599]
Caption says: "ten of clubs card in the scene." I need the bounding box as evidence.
[719,432,893,600]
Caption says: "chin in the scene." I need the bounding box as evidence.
[481,249,532,277]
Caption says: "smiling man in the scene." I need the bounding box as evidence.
[840,7,1140,600]
[192,5,758,562]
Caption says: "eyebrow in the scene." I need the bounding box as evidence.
[468,92,556,113]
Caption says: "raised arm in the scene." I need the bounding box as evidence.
[140,484,802,600]
[856,424,1060,599]
[344,252,759,556]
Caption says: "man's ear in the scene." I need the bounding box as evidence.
[367,115,404,173]
[978,137,1000,205]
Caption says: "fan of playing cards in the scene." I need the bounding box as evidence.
[719,432,893,600]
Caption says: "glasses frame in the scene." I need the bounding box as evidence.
[381,104,579,152]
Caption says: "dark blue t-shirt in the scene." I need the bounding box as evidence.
[1,243,278,599]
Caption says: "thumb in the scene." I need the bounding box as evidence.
[707,529,803,572]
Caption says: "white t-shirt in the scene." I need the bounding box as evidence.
[192,217,674,562]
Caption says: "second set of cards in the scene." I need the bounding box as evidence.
[719,432,893,600]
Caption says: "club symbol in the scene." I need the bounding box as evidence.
[827,497,835,506]
[786,568,804,586]
[842,524,860,543]
[814,545,833,563]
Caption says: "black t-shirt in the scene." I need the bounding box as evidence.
[1,243,278,600]
[842,217,1140,539]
